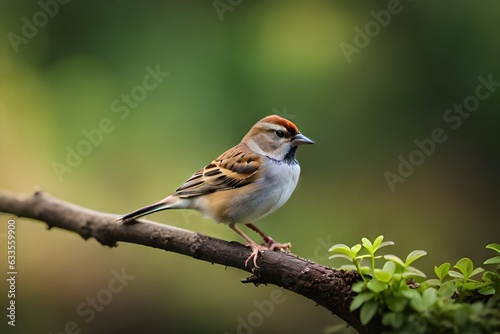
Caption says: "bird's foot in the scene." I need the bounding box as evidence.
[262,236,292,252]
[244,242,269,268]
[267,241,292,252]
[244,239,292,268]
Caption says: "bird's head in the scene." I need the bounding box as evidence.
[243,115,314,163]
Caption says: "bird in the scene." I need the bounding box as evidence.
[117,115,314,267]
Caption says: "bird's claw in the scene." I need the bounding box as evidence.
[263,236,291,251]
[244,240,292,268]
[244,243,267,268]
[267,241,292,252]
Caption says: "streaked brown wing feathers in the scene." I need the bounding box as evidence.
[174,143,262,197]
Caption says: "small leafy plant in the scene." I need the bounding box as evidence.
[329,237,500,332]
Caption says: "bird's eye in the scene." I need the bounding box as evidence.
[275,130,285,138]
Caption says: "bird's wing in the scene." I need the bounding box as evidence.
[174,143,262,198]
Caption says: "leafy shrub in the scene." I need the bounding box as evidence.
[329,237,500,333]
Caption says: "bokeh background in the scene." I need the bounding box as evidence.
[1,1,499,333]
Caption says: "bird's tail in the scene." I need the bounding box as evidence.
[117,200,171,224]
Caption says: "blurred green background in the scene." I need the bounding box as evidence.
[1,1,499,333]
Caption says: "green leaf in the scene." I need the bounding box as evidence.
[422,279,441,288]
[351,244,362,253]
[478,285,496,295]
[401,288,420,300]
[470,266,485,278]
[340,264,357,271]
[367,278,389,293]
[378,241,395,249]
[484,255,500,265]
[382,260,396,274]
[454,258,473,278]
[463,281,482,290]
[448,270,464,279]
[377,241,394,250]
[362,238,374,252]
[438,280,456,298]
[382,312,404,329]
[421,288,437,308]
[350,291,375,311]
[402,266,426,278]
[384,254,405,268]
[360,300,378,325]
[328,243,350,252]
[352,281,367,293]
[375,235,395,251]
[374,268,392,283]
[408,291,424,312]
[372,235,384,249]
[400,289,424,312]
[385,295,408,312]
[486,243,500,254]
[391,273,402,284]
[374,261,396,283]
[466,282,495,298]
[405,250,427,266]
[328,254,353,261]
[434,262,451,282]
[482,271,500,284]
[328,243,358,257]
[359,266,372,277]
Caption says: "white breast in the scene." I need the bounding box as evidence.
[260,159,301,216]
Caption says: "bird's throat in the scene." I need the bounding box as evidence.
[267,146,298,165]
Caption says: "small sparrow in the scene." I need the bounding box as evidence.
[117,115,314,267]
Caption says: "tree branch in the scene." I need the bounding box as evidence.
[0,190,381,333]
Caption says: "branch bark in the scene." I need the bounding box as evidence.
[0,190,382,333]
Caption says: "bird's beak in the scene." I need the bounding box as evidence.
[291,133,314,146]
